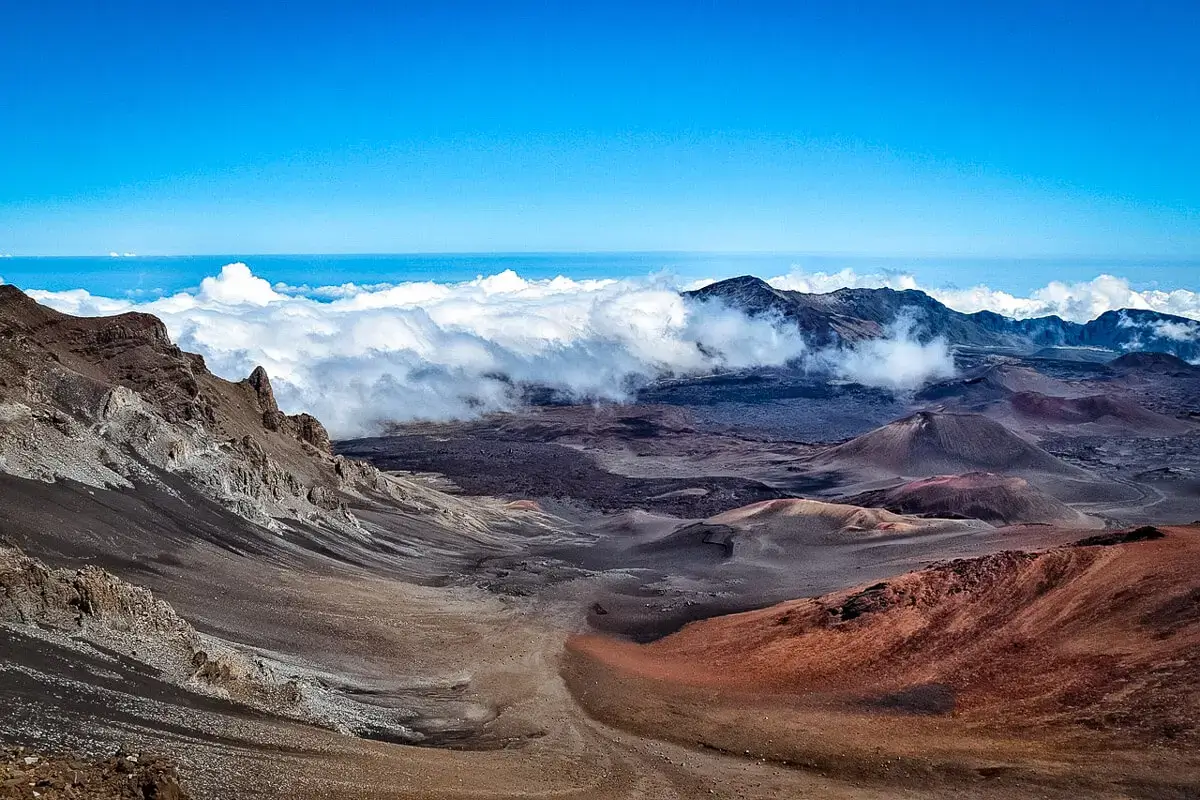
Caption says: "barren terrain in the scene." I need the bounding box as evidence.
[3,282,1200,798]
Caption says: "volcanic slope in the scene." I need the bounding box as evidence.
[2,287,1107,800]
[811,411,1081,478]
[1110,352,1200,374]
[565,525,1200,796]
[843,472,1098,527]
[1006,391,1194,435]
[633,498,990,570]
[0,283,549,579]
[917,364,1080,405]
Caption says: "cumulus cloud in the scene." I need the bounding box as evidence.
[30,265,819,435]
[764,269,1200,323]
[767,268,921,294]
[24,262,1198,436]
[932,275,1200,322]
[1149,319,1200,342]
[813,311,955,391]
[197,262,283,306]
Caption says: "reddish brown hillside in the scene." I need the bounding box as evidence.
[566,526,1200,792]
[1009,391,1191,434]
[813,411,1082,477]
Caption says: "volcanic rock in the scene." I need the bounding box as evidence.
[844,472,1095,527]
[1008,391,1192,434]
[812,411,1079,477]
[569,525,1200,745]
[687,276,1200,360]
[1110,351,1199,374]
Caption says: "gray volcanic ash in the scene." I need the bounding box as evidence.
[1008,391,1194,435]
[844,472,1097,527]
[812,411,1081,477]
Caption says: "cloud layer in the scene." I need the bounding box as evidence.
[764,269,1200,323]
[36,265,822,435]
[24,263,1198,436]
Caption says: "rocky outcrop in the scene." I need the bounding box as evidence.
[0,545,197,649]
[245,364,285,431]
[0,748,190,800]
[0,286,390,534]
[0,545,427,740]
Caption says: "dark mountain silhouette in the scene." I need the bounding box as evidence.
[686,276,1200,360]
[1110,351,1199,374]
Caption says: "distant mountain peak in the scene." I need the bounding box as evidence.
[683,276,1200,360]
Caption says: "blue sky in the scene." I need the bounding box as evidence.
[1,0,1197,257]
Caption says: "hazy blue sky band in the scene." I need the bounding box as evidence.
[2,1,1197,257]
[4,254,1199,299]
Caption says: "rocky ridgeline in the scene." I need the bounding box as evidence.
[687,276,1200,359]
[0,284,449,536]
[0,545,293,710]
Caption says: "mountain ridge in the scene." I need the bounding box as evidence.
[687,275,1200,360]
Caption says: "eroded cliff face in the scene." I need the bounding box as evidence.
[0,284,457,535]
[0,544,439,741]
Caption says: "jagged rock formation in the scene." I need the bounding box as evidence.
[1,544,279,704]
[688,276,1200,360]
[1,544,197,648]
[0,284,460,534]
[0,544,431,740]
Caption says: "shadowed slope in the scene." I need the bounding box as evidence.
[1008,391,1193,434]
[844,472,1097,527]
[1110,352,1199,374]
[813,411,1082,477]
[917,364,1079,404]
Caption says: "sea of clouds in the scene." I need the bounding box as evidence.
[11,263,1200,436]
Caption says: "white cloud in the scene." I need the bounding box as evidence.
[26,288,133,317]
[767,268,920,294]
[24,262,1200,435]
[763,269,1200,323]
[1150,319,1200,342]
[813,311,955,391]
[30,266,818,435]
[197,262,284,306]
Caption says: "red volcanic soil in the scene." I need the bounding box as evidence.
[565,526,1200,792]
[813,411,1080,477]
[1009,391,1192,434]
[844,472,1095,527]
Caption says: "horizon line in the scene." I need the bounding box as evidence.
[4,249,1200,262]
